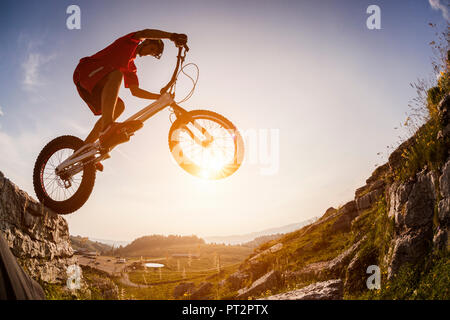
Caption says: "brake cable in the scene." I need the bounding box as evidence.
[168,61,199,123]
[176,62,199,104]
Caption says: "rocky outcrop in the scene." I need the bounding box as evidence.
[173,281,214,300]
[322,207,337,219]
[386,169,436,278]
[283,237,366,283]
[260,279,343,300]
[330,201,359,233]
[224,94,450,300]
[225,270,250,290]
[237,270,282,299]
[354,164,389,213]
[190,282,214,300]
[344,247,378,293]
[0,171,76,283]
[438,159,450,229]
[249,243,283,262]
[173,282,195,299]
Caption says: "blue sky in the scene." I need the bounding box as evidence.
[0,0,448,241]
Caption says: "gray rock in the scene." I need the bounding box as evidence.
[329,201,360,234]
[285,261,328,283]
[260,279,343,300]
[386,170,438,279]
[389,171,435,230]
[438,198,450,228]
[433,228,448,251]
[340,200,357,218]
[388,227,433,279]
[246,259,270,281]
[330,214,351,233]
[398,171,435,229]
[356,188,384,212]
[225,270,250,290]
[438,159,450,228]
[344,247,378,294]
[388,180,412,219]
[286,237,365,283]
[326,237,366,274]
[237,270,282,299]
[173,282,195,299]
[0,171,76,284]
[190,282,214,300]
[322,207,337,219]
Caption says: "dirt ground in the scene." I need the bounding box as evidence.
[76,255,131,276]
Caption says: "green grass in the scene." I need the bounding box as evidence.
[394,117,448,182]
[353,251,450,300]
[394,66,449,182]
[273,214,353,271]
[40,265,113,300]
[112,249,249,300]
[115,262,241,300]
[41,282,78,300]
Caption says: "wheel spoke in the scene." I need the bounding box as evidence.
[41,147,83,202]
[171,114,241,179]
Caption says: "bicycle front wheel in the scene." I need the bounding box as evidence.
[168,110,244,179]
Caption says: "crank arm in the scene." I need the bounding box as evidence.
[56,143,99,173]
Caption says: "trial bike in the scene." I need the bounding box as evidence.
[32,44,244,214]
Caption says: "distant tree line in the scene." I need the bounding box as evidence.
[114,234,205,257]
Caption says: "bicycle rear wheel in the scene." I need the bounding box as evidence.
[168,110,244,179]
[33,135,96,214]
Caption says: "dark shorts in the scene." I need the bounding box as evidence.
[74,68,123,116]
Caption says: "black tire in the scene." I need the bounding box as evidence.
[168,110,244,179]
[33,135,96,214]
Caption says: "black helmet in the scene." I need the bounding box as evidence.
[141,39,164,59]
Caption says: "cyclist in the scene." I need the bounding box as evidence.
[73,29,188,169]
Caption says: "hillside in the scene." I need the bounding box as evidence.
[114,234,253,264]
[115,234,205,257]
[241,234,284,248]
[70,235,112,255]
[213,90,450,300]
[204,218,318,245]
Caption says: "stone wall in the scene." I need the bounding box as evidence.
[0,171,76,283]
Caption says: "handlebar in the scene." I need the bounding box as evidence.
[160,44,189,95]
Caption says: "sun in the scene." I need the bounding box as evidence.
[196,145,229,179]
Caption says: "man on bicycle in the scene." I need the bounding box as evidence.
[73,29,188,169]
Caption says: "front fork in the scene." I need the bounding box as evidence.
[171,103,213,147]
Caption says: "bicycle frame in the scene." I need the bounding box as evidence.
[55,93,179,176]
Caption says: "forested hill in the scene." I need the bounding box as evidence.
[114,234,205,257]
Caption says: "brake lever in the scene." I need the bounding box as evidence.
[175,43,189,51]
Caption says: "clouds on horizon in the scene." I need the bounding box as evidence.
[429,0,450,22]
